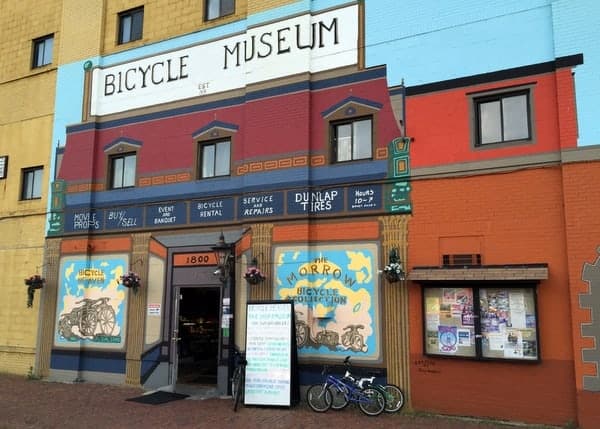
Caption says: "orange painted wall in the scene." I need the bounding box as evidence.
[562,159,600,429]
[408,167,577,425]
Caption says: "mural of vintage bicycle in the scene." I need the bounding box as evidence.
[55,256,127,348]
[295,311,368,352]
[58,297,119,342]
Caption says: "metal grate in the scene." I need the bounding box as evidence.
[442,254,482,267]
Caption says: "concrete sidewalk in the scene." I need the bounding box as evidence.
[0,373,553,429]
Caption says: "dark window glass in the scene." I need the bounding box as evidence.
[476,91,530,145]
[21,167,43,199]
[111,153,136,189]
[119,7,144,44]
[206,0,235,20]
[32,35,53,68]
[200,139,230,178]
[332,117,372,163]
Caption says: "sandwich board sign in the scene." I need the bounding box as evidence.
[243,300,299,407]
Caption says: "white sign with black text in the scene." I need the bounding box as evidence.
[90,5,358,116]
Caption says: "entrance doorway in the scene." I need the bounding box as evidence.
[175,287,221,386]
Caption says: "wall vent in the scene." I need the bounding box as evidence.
[442,254,482,267]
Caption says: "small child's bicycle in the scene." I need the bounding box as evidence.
[306,363,386,416]
[333,356,405,413]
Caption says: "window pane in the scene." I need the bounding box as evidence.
[423,287,476,357]
[112,157,124,188]
[353,119,372,160]
[32,169,43,198]
[131,10,143,40]
[479,100,502,144]
[480,288,538,360]
[22,171,33,199]
[222,0,235,16]
[120,16,132,43]
[123,155,136,187]
[502,94,529,141]
[214,140,230,176]
[207,0,219,20]
[44,37,53,64]
[336,124,352,162]
[203,145,216,177]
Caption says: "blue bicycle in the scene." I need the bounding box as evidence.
[306,364,386,416]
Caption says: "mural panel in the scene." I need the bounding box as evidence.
[274,243,381,361]
[54,255,129,349]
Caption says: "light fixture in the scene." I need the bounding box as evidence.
[212,232,233,283]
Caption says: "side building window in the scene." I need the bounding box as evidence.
[110,153,137,189]
[472,87,533,147]
[32,35,53,68]
[21,167,43,200]
[199,139,231,178]
[332,117,372,163]
[205,0,234,20]
[118,7,144,44]
[423,285,539,361]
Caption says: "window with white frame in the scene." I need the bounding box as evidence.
[475,90,531,146]
[118,7,144,44]
[32,35,53,68]
[205,0,234,20]
[199,139,230,178]
[331,117,372,163]
[21,167,43,200]
[110,153,137,189]
[423,284,539,361]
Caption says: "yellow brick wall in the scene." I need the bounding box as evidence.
[0,0,59,375]
[58,0,105,65]
[247,0,297,14]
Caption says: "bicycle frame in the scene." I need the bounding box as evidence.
[323,370,374,407]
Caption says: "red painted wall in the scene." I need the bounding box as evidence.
[406,73,562,168]
[59,74,400,184]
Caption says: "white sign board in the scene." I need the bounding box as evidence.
[244,301,294,407]
[90,5,358,116]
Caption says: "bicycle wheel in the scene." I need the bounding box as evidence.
[306,384,332,412]
[357,387,385,416]
[231,367,241,411]
[233,370,244,412]
[328,384,349,410]
[382,384,404,413]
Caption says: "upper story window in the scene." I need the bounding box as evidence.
[32,35,53,68]
[474,89,531,146]
[110,153,137,189]
[332,117,373,163]
[205,0,234,20]
[199,139,231,178]
[21,167,43,200]
[118,7,144,44]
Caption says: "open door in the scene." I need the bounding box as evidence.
[171,286,221,389]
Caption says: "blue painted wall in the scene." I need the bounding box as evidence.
[364,0,599,146]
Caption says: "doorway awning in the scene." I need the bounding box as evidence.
[408,263,548,282]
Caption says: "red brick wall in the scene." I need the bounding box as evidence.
[408,167,577,425]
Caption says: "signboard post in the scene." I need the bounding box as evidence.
[243,300,299,407]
